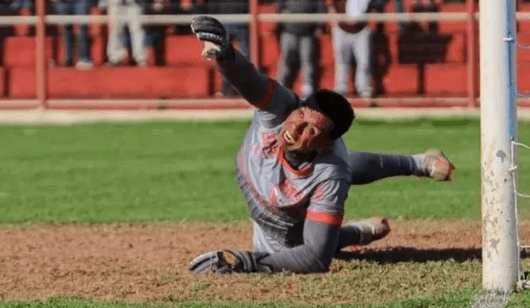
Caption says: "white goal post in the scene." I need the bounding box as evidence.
[480,0,520,292]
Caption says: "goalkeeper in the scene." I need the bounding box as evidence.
[189,16,454,275]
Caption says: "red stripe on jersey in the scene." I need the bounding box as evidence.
[253,78,275,109]
[306,210,343,226]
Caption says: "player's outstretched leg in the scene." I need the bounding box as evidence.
[348,149,454,185]
[336,217,390,250]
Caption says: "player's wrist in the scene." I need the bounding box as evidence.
[216,44,235,62]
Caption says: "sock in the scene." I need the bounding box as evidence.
[411,153,425,176]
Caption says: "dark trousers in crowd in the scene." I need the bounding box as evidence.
[54,0,91,65]
[277,32,320,98]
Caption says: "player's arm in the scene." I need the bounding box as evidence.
[254,210,343,273]
[189,218,341,274]
[189,180,349,274]
[191,16,272,110]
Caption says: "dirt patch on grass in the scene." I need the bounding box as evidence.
[1,220,529,305]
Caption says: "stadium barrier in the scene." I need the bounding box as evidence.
[0,0,529,110]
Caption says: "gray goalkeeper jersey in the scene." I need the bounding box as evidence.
[234,78,352,254]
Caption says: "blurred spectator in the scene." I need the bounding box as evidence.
[105,0,147,66]
[326,0,373,98]
[326,0,403,98]
[116,0,177,65]
[411,0,437,32]
[9,0,32,12]
[7,0,33,36]
[0,1,13,67]
[275,0,326,99]
[194,0,249,97]
[52,0,94,69]
[0,0,8,13]
[143,0,177,65]
[1,0,13,15]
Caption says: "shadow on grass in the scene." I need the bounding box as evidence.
[336,246,530,263]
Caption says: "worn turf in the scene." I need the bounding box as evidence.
[1,118,530,307]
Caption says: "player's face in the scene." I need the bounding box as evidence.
[278,106,334,153]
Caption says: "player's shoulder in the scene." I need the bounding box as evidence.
[312,139,351,182]
[254,82,302,126]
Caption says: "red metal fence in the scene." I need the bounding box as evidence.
[1,0,530,110]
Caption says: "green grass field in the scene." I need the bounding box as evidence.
[1,118,530,307]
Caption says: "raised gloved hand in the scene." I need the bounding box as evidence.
[191,15,230,60]
[189,249,271,275]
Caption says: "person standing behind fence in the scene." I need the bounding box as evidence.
[275,0,326,99]
[194,0,249,97]
[106,0,147,66]
[326,0,372,98]
[52,0,94,69]
[8,0,32,13]
[143,0,175,65]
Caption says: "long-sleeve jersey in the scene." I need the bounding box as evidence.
[215,48,352,272]
[236,98,352,253]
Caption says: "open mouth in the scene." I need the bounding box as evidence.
[283,130,296,145]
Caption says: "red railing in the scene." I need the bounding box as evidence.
[2,0,527,110]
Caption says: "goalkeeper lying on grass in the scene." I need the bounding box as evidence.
[188,16,454,275]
